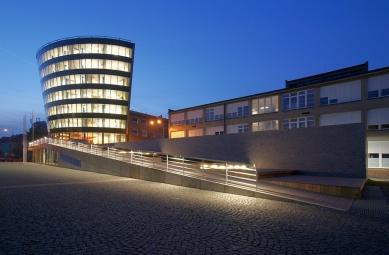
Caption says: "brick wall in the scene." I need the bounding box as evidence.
[115,123,366,178]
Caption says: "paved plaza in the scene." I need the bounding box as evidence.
[0,163,388,254]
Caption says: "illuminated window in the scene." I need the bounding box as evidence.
[252,96,278,115]
[252,120,278,131]
[283,117,314,129]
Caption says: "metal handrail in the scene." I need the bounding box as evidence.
[29,138,258,190]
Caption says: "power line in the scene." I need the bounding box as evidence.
[0,46,35,66]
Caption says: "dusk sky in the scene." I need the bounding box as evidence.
[0,0,388,135]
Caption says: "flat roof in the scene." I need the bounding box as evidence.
[129,110,167,120]
[169,63,389,113]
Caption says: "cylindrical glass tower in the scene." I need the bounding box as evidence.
[36,36,135,144]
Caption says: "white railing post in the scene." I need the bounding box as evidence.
[140,151,143,165]
[226,163,228,184]
[108,147,110,158]
[182,156,184,175]
[254,164,258,191]
[166,155,169,172]
[202,160,205,179]
[130,151,133,163]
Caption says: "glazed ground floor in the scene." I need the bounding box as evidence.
[50,131,126,144]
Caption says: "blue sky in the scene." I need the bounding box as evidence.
[0,0,388,135]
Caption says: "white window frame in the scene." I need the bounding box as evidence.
[252,120,278,132]
[205,105,224,121]
[283,117,314,129]
[282,89,314,111]
[226,101,249,119]
[252,95,278,115]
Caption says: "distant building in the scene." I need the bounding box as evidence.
[0,135,23,158]
[33,120,47,130]
[36,36,135,144]
[168,62,389,172]
[128,110,168,141]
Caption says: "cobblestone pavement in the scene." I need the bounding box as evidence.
[0,163,388,255]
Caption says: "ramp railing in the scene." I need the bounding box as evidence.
[30,138,257,190]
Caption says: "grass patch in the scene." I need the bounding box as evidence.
[367,179,389,186]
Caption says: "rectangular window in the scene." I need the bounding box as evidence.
[205,126,224,135]
[171,131,185,138]
[368,74,389,99]
[320,111,361,126]
[368,141,389,168]
[227,123,249,134]
[252,120,278,132]
[170,112,185,126]
[132,117,138,123]
[252,95,278,115]
[142,130,147,137]
[205,105,224,121]
[187,109,203,124]
[367,108,389,130]
[368,90,379,99]
[382,88,389,97]
[320,80,361,106]
[282,89,314,111]
[187,129,203,137]
[150,132,155,138]
[227,101,249,118]
[132,129,138,136]
[283,117,314,129]
[141,119,147,126]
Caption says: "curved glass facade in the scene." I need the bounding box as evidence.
[38,43,133,65]
[42,74,129,90]
[40,59,131,78]
[37,37,135,144]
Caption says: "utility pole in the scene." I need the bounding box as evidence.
[23,115,27,163]
[32,110,34,142]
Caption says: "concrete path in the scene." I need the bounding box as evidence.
[0,163,388,254]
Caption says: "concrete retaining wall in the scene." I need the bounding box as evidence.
[114,123,367,178]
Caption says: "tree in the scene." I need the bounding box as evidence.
[27,126,48,141]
